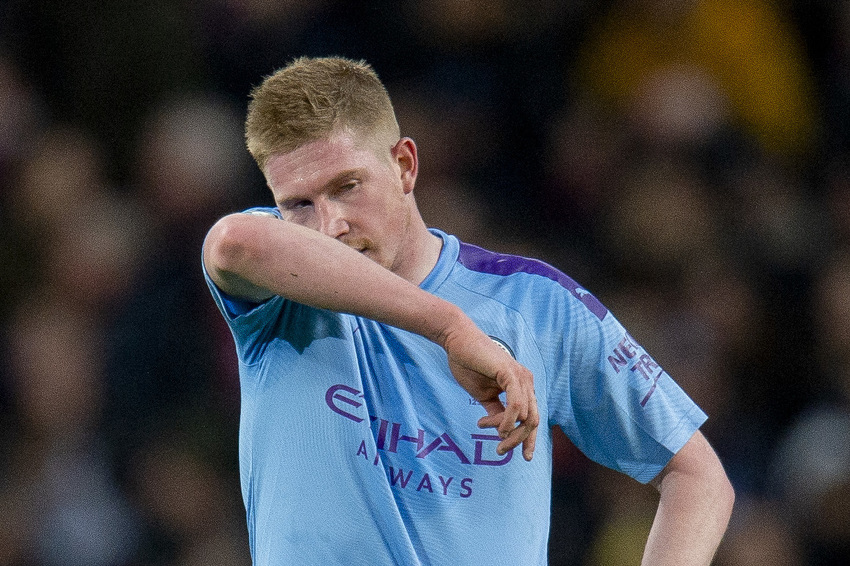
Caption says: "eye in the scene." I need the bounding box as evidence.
[283,199,312,210]
[338,180,359,194]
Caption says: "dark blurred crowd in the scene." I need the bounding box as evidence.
[1,1,849,564]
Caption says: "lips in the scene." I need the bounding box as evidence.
[342,238,372,254]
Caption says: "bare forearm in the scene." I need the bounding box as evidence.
[643,432,734,565]
[204,213,464,345]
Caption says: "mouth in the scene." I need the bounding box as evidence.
[346,244,367,257]
[344,239,371,255]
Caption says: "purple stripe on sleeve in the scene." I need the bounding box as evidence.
[457,242,608,321]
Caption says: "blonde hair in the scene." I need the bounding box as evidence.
[245,56,400,170]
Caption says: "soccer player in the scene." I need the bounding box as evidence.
[202,56,733,565]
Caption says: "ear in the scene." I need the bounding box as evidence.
[392,137,418,195]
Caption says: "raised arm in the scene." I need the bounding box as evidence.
[643,430,734,565]
[203,212,539,459]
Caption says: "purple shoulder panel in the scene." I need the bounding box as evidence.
[457,242,608,321]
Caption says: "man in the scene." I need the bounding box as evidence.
[203,56,733,565]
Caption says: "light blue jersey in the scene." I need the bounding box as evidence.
[203,208,707,565]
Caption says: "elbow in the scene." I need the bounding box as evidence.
[204,214,257,275]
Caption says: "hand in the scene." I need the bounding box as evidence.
[442,326,539,461]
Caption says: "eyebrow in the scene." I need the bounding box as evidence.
[322,168,364,191]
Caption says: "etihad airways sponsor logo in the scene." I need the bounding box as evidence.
[326,383,516,499]
[325,384,513,467]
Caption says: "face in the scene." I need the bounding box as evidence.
[264,129,418,276]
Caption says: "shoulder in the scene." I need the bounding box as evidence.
[454,241,609,322]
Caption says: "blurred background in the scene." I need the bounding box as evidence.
[1,0,849,564]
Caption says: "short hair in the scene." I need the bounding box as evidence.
[245,56,400,171]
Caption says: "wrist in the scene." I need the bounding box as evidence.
[428,302,473,349]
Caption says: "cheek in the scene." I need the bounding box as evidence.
[379,183,410,219]
[351,183,410,238]
[374,197,409,236]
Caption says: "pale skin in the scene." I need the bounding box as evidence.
[646,430,734,565]
[203,127,733,561]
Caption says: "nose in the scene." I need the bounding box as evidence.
[316,198,349,239]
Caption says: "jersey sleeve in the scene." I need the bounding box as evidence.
[201,206,290,365]
[545,284,707,483]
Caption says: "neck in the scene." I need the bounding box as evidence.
[396,214,443,286]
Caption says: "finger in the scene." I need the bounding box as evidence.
[496,421,532,455]
[477,413,503,430]
[522,390,540,460]
[498,393,528,439]
[500,396,539,458]
[522,422,539,461]
[478,399,505,420]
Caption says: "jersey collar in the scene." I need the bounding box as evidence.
[419,228,458,293]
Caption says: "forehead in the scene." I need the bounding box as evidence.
[264,131,379,196]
